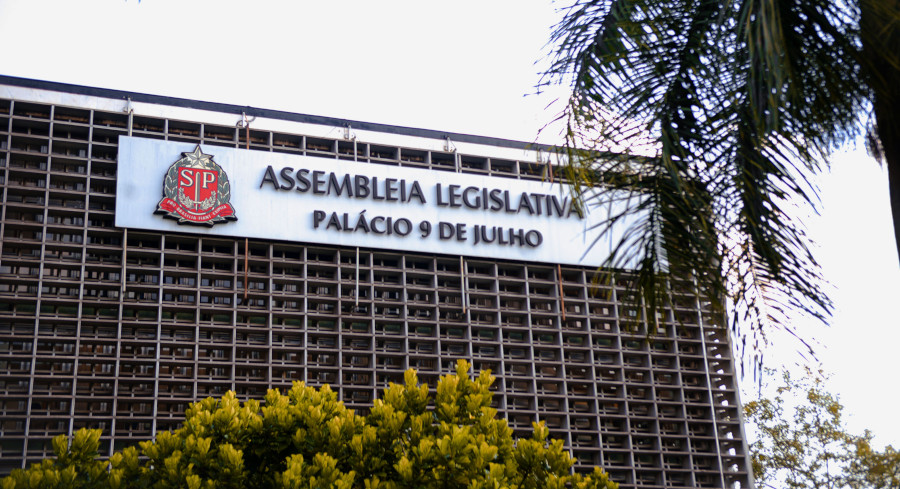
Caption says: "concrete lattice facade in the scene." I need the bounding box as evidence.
[0,76,752,488]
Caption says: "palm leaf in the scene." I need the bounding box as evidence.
[542,0,878,372]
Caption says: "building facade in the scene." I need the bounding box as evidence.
[0,76,752,488]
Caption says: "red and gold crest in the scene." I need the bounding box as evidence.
[156,146,237,225]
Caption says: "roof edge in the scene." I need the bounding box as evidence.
[0,74,558,153]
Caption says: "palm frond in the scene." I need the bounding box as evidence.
[542,0,871,371]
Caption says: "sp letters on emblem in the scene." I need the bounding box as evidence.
[156,146,237,225]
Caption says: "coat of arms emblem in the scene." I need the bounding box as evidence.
[156,145,237,225]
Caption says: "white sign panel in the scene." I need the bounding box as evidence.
[115,136,623,267]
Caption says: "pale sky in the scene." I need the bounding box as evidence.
[2,0,898,448]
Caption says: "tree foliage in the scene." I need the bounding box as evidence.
[1,360,617,489]
[542,0,900,371]
[744,368,899,489]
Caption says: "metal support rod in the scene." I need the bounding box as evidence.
[245,118,250,150]
[242,117,251,301]
[121,228,128,297]
[544,152,554,183]
[460,256,467,314]
[355,247,360,307]
[557,264,566,321]
[244,238,248,300]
